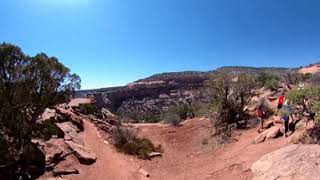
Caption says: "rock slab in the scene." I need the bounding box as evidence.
[66,141,97,165]
[252,145,320,180]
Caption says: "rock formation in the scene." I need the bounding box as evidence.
[252,144,320,180]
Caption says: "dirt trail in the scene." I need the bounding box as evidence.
[67,118,289,180]
[136,118,288,180]
[68,120,141,180]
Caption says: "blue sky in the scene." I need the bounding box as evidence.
[1,0,320,89]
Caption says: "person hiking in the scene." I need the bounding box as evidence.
[257,104,266,133]
[275,92,285,115]
[281,99,293,137]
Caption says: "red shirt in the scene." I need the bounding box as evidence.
[278,96,284,105]
[257,109,265,118]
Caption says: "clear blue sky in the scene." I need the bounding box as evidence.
[1,0,320,89]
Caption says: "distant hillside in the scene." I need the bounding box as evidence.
[135,66,295,83]
[215,66,296,75]
[77,65,299,122]
[299,63,320,74]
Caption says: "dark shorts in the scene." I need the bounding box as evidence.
[282,115,289,133]
[282,115,289,122]
[277,104,283,109]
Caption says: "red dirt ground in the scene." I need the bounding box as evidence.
[66,118,289,180]
[135,118,288,180]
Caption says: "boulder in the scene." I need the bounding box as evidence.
[55,107,84,131]
[66,141,97,165]
[288,129,304,144]
[265,126,281,139]
[43,139,71,165]
[56,122,84,146]
[252,145,320,180]
[253,132,267,144]
[40,108,57,122]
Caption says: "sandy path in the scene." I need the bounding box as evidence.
[69,120,140,180]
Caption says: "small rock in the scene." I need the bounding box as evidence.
[139,168,150,178]
[148,152,162,158]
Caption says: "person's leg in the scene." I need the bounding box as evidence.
[261,118,264,129]
[257,117,262,133]
[284,116,289,137]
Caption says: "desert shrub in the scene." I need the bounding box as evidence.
[117,107,161,123]
[281,71,302,89]
[75,103,103,118]
[166,103,196,120]
[234,73,257,107]
[310,72,320,85]
[163,113,181,126]
[286,86,320,123]
[0,43,80,179]
[256,72,280,88]
[206,73,256,141]
[265,78,280,91]
[111,126,158,159]
[287,86,320,111]
[207,74,257,144]
[301,124,320,144]
[31,122,64,141]
[303,73,313,81]
[312,101,320,123]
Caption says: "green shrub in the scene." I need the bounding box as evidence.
[303,73,313,81]
[111,126,158,159]
[75,104,103,118]
[31,122,65,141]
[206,73,254,141]
[121,138,155,159]
[256,72,280,88]
[163,113,181,126]
[117,110,161,123]
[166,103,196,120]
[0,43,80,179]
[265,78,280,91]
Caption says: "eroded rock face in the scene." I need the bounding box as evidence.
[252,145,320,180]
[56,107,84,131]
